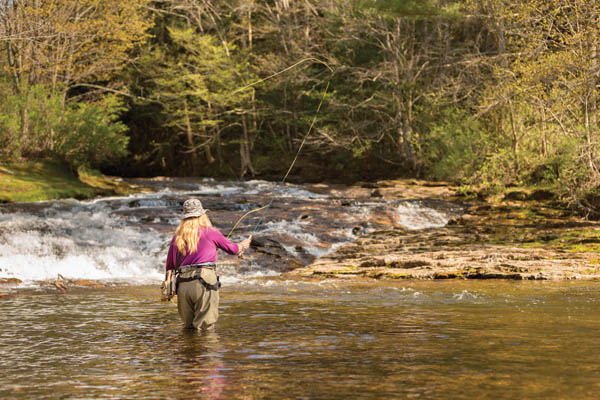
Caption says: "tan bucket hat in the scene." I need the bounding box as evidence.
[182,198,208,219]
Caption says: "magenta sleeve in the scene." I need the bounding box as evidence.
[165,238,178,271]
[212,229,239,255]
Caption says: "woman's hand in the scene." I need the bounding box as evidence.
[238,235,252,255]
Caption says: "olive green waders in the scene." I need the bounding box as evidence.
[177,267,220,330]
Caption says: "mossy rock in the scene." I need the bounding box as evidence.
[530,189,556,201]
[0,161,147,203]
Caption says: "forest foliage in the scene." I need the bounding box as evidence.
[1,0,600,214]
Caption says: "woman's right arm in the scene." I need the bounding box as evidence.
[165,239,177,272]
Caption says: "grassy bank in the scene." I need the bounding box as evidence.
[0,161,146,203]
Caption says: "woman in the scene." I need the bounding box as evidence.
[166,198,251,330]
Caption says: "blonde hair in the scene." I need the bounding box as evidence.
[174,214,212,255]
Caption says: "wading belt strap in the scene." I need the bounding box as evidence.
[175,262,220,292]
[178,263,216,274]
[176,274,221,291]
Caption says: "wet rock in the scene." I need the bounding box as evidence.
[288,209,600,281]
[433,272,458,279]
[387,260,430,269]
[250,237,313,271]
[370,189,383,198]
[74,280,105,288]
[359,259,385,268]
[447,215,472,226]
[504,191,529,201]
[530,189,556,201]
[0,278,22,285]
[287,259,306,269]
[360,182,378,189]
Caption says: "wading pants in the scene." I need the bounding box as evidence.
[176,268,219,330]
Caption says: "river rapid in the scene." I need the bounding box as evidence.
[1,179,599,399]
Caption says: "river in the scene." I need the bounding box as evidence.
[1,179,599,399]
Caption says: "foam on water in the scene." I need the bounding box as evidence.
[243,180,327,200]
[0,208,166,284]
[453,290,480,301]
[395,201,451,230]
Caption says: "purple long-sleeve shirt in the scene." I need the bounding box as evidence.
[166,227,239,271]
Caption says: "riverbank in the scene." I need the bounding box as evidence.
[0,161,147,203]
[289,180,600,281]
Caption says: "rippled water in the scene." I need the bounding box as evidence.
[2,280,600,399]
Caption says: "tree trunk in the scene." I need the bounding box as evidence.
[399,116,416,171]
[216,128,223,167]
[203,126,215,164]
[183,99,198,175]
[508,101,519,173]
[20,106,29,142]
[240,115,256,177]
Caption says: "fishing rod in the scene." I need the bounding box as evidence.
[227,58,333,239]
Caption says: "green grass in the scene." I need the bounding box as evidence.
[77,166,145,196]
[0,161,145,203]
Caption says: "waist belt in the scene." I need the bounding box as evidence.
[178,262,216,273]
[177,275,221,291]
[175,263,220,292]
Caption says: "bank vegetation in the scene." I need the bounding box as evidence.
[1,0,600,216]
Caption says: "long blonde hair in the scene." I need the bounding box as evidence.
[174,214,212,255]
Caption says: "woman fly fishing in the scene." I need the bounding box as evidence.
[165,199,251,330]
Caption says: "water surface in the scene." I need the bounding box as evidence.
[2,280,599,399]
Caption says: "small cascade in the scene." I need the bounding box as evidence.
[0,179,463,285]
[0,203,165,284]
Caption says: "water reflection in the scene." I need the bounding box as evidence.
[176,330,226,399]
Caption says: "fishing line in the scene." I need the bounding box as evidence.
[232,57,333,94]
[227,60,332,238]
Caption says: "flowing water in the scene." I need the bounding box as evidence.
[1,179,599,399]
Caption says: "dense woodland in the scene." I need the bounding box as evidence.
[1,0,600,213]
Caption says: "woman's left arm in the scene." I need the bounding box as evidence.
[237,236,252,255]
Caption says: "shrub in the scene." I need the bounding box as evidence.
[0,79,129,170]
[54,95,130,169]
[420,108,491,182]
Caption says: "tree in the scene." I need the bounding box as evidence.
[466,0,600,211]
[0,0,149,164]
[138,26,255,175]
